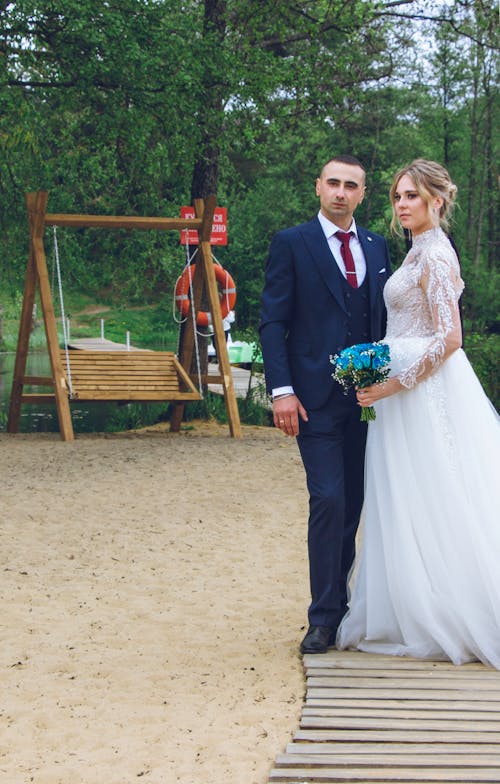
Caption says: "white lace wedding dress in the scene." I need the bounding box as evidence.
[337,227,500,668]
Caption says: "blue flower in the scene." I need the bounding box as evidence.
[330,341,391,421]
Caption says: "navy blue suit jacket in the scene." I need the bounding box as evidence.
[260,217,392,410]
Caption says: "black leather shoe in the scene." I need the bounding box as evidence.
[300,625,336,654]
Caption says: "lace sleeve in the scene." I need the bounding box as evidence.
[399,251,464,389]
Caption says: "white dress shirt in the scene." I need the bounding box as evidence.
[317,211,367,286]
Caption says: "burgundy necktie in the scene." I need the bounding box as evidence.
[335,231,358,289]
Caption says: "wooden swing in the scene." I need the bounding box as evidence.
[7,190,241,441]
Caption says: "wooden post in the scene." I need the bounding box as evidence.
[169,199,213,432]
[170,196,241,437]
[7,196,38,434]
[197,221,241,438]
[8,192,74,440]
[33,195,74,440]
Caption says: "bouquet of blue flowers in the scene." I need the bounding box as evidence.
[330,342,391,421]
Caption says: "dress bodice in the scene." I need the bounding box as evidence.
[383,227,464,388]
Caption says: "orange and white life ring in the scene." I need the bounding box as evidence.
[174,264,236,328]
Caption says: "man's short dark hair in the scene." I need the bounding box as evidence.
[323,155,366,174]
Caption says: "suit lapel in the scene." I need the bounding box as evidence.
[358,228,387,337]
[300,218,347,314]
[358,227,385,330]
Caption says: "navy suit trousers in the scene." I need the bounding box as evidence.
[296,389,367,628]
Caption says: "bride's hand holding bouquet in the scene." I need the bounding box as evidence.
[356,375,402,410]
[330,342,394,421]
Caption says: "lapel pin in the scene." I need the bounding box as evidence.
[367,236,373,242]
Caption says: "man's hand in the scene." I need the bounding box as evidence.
[273,394,308,436]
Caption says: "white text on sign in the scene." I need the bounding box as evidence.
[180,206,228,246]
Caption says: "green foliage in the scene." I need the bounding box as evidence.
[461,264,499,334]
[183,389,272,427]
[103,402,170,433]
[463,333,499,411]
[237,383,273,427]
[0,0,498,407]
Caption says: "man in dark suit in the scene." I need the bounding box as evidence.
[260,155,391,654]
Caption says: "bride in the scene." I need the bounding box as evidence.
[336,159,500,669]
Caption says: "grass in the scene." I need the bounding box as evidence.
[0,290,182,353]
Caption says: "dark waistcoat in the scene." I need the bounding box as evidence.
[339,272,371,348]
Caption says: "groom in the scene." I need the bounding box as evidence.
[259,155,391,653]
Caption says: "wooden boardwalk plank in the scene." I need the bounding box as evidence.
[267,651,500,784]
[303,653,490,671]
[305,699,500,712]
[276,753,500,766]
[207,362,267,402]
[68,339,147,351]
[285,743,500,755]
[300,716,500,732]
[293,729,500,742]
[302,707,500,721]
[307,676,500,690]
[268,767,500,781]
[307,687,500,701]
[306,668,500,680]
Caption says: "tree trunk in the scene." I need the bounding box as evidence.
[190,0,227,202]
[472,151,487,267]
[483,72,496,270]
[467,46,480,257]
[187,0,228,383]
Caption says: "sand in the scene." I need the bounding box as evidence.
[1,421,310,784]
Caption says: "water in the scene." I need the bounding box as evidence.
[0,353,121,434]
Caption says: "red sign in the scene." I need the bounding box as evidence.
[180,206,228,245]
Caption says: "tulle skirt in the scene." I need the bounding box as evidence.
[337,342,500,669]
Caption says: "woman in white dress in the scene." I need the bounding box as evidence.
[336,159,500,669]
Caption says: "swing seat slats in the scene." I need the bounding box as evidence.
[60,350,201,402]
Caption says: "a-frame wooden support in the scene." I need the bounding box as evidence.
[169,197,241,437]
[8,191,74,440]
[8,191,242,441]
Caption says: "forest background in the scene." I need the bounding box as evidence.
[0,0,498,413]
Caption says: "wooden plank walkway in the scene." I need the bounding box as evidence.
[207,362,269,403]
[68,338,146,351]
[267,650,500,783]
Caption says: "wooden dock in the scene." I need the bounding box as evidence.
[207,362,268,403]
[68,338,146,351]
[267,650,500,783]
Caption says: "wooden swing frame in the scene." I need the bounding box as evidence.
[7,190,241,441]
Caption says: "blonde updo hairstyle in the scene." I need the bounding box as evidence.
[390,158,457,234]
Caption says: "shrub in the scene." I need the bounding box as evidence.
[464,332,499,411]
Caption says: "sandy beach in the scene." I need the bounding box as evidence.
[1,421,309,784]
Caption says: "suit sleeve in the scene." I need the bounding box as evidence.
[399,251,463,389]
[259,231,296,393]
